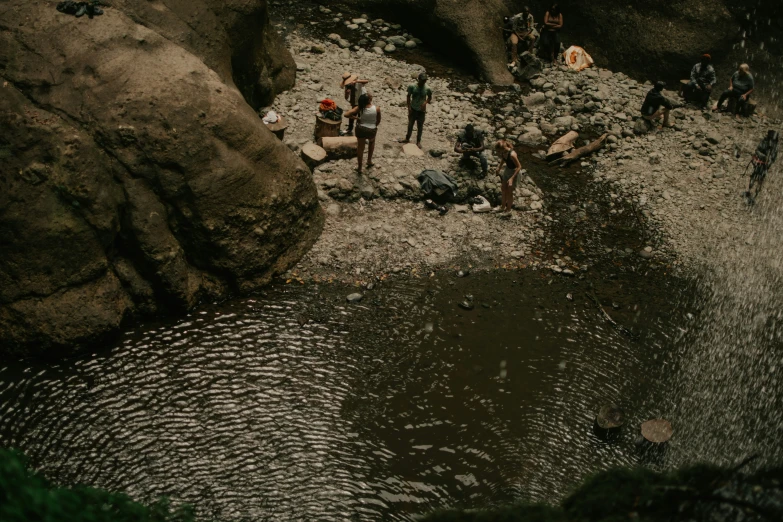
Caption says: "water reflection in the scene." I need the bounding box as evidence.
[0,272,682,520]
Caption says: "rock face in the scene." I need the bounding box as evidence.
[0,0,323,357]
[336,0,514,85]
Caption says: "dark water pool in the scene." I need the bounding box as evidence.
[0,270,692,520]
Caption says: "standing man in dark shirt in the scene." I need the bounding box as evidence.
[714,64,754,115]
[641,81,674,128]
[684,54,716,108]
[400,72,433,149]
[454,124,488,176]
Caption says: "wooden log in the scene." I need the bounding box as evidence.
[320,136,358,159]
[301,142,327,169]
[315,116,341,141]
[743,99,757,117]
[553,133,608,166]
[546,131,579,160]
[678,79,689,97]
[265,116,288,140]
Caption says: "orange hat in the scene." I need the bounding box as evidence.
[702,53,711,60]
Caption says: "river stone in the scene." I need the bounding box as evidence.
[524,92,547,106]
[403,143,425,156]
[346,293,364,302]
[384,43,397,53]
[405,40,417,49]
[388,35,407,46]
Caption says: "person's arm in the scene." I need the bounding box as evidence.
[508,152,522,186]
[421,90,432,111]
[406,91,412,112]
[742,77,755,100]
[343,106,359,119]
[375,106,382,126]
[554,14,563,29]
[454,139,463,154]
[742,88,754,100]
[662,92,674,110]
[707,67,716,86]
[690,65,699,86]
[729,75,734,90]
[357,79,370,84]
[544,11,551,26]
[496,154,505,174]
[474,137,485,153]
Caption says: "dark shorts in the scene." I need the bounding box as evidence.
[408,109,426,125]
[355,125,377,140]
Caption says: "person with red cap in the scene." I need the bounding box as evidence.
[684,54,716,108]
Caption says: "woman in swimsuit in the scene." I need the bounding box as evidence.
[495,140,522,212]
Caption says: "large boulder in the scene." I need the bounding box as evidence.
[334,0,514,85]
[0,0,323,357]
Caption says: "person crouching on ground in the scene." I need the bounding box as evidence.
[641,81,674,129]
[684,54,716,108]
[714,64,754,115]
[495,140,522,212]
[455,124,488,177]
[340,72,369,136]
[401,72,433,149]
[344,93,381,174]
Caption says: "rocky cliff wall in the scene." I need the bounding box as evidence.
[0,0,323,357]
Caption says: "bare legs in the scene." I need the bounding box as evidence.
[356,137,376,173]
[367,138,375,167]
[357,137,366,173]
[501,182,514,211]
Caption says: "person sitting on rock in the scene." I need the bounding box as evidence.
[684,54,716,108]
[454,124,488,176]
[340,72,369,136]
[506,6,537,67]
[641,81,674,129]
[714,64,754,115]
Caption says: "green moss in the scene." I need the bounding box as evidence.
[0,449,193,522]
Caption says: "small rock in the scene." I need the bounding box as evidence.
[404,40,417,49]
[402,143,424,156]
[458,300,475,311]
[346,293,364,303]
[383,44,397,53]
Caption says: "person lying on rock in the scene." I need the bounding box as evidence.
[454,124,488,177]
[340,72,369,136]
[506,6,537,67]
[641,81,674,129]
[401,72,433,149]
[684,54,716,108]
[344,93,381,175]
[495,140,522,213]
[714,64,754,116]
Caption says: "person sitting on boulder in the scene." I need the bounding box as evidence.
[714,64,754,115]
[454,124,488,176]
[340,72,369,136]
[641,81,674,129]
[506,6,537,67]
[684,54,716,108]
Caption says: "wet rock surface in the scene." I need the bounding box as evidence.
[0,0,323,357]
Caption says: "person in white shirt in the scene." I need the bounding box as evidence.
[344,93,382,174]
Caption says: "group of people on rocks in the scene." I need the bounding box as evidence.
[338,69,524,210]
[641,57,756,131]
[504,4,563,66]
[333,9,772,212]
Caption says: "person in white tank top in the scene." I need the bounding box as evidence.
[344,93,382,174]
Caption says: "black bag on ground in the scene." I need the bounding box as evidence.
[417,169,458,203]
